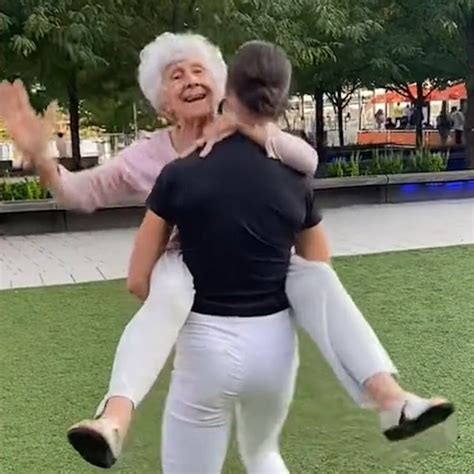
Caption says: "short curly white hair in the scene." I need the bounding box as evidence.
[138,32,227,112]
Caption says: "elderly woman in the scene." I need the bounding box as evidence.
[128,40,316,473]
[0,33,453,470]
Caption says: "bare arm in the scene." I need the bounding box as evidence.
[127,210,172,301]
[239,122,318,175]
[295,222,332,264]
[263,124,318,175]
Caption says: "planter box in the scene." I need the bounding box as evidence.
[386,170,474,203]
[0,200,144,236]
[0,199,57,213]
[313,175,388,208]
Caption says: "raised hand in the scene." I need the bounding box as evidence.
[0,80,57,162]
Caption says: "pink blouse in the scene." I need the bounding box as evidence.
[55,129,318,213]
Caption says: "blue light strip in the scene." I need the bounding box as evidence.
[400,180,474,194]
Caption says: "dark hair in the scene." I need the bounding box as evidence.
[227,41,292,118]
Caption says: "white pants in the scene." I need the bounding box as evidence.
[162,310,298,474]
[97,251,396,414]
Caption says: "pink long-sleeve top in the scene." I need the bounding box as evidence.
[54,128,318,213]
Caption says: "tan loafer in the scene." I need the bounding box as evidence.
[381,396,455,441]
[67,418,123,468]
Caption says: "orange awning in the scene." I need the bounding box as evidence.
[371,83,466,104]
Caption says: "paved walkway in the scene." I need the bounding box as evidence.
[1,199,473,290]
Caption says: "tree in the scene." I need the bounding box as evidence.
[0,0,121,168]
[289,0,384,155]
[441,1,474,167]
[366,0,463,148]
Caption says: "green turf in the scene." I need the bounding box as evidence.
[0,246,473,473]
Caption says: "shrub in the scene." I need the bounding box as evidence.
[327,152,361,178]
[406,149,449,173]
[347,151,361,177]
[327,158,347,177]
[0,178,51,201]
[367,149,405,175]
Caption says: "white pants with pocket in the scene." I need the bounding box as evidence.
[162,310,298,474]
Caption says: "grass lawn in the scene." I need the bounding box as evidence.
[0,245,473,473]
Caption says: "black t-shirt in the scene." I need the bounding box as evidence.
[147,133,321,316]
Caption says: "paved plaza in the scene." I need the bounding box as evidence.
[1,199,473,290]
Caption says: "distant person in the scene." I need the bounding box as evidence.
[393,102,403,126]
[450,106,464,145]
[436,111,451,146]
[385,117,396,130]
[403,104,411,119]
[410,106,423,129]
[55,132,68,158]
[374,109,385,130]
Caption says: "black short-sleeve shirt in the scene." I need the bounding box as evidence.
[148,133,321,316]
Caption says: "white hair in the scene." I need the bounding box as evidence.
[138,32,227,111]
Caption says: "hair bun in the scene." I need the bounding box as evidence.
[227,41,291,118]
[239,82,279,116]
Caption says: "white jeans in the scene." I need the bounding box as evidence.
[97,251,396,414]
[162,310,298,474]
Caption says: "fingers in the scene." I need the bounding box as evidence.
[179,144,197,158]
[179,138,204,158]
[199,138,216,157]
[42,101,58,134]
[0,81,18,118]
[12,79,31,114]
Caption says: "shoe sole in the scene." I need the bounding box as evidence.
[67,426,116,469]
[384,402,455,442]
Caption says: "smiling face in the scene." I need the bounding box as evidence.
[161,59,217,122]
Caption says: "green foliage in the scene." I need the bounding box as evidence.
[367,149,405,175]
[327,148,449,177]
[0,0,470,136]
[407,149,449,173]
[327,158,346,177]
[347,151,361,177]
[0,178,51,201]
[327,151,361,177]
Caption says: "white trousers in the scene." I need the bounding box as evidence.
[162,310,298,474]
[97,251,396,415]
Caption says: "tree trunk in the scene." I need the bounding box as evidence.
[67,71,81,170]
[186,0,198,28]
[314,88,326,162]
[171,0,180,32]
[465,19,474,169]
[336,89,344,148]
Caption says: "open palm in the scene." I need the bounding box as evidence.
[0,80,56,161]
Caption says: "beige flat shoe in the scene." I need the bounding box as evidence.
[67,417,123,468]
[380,396,455,441]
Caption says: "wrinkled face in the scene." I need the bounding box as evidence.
[161,59,217,122]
